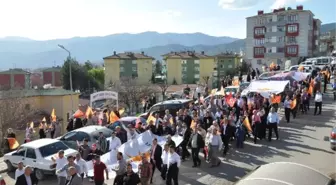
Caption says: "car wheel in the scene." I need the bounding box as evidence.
[34,169,45,180]
[4,160,15,172]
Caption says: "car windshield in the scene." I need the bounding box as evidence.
[39,141,69,157]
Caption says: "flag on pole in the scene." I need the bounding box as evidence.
[146,113,156,124]
[243,117,252,133]
[109,111,119,124]
[51,108,56,122]
[85,106,94,118]
[119,108,125,116]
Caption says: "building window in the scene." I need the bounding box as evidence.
[287,36,297,44]
[120,67,124,72]
[254,28,265,35]
[267,17,272,22]
[194,60,200,64]
[277,47,284,53]
[288,25,298,33]
[254,48,265,55]
[120,60,124,64]
[287,46,297,54]
[194,67,200,71]
[255,38,265,46]
[221,64,225,68]
[265,37,271,43]
[182,66,187,71]
[278,15,285,21]
[132,60,137,64]
[257,18,265,25]
[288,14,298,22]
[132,67,137,72]
[277,36,284,43]
[267,48,272,53]
[194,74,200,79]
[277,25,285,32]
[267,27,272,32]
[257,60,262,64]
[228,65,233,68]
[181,60,187,64]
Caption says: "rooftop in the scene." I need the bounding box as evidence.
[103,51,154,60]
[246,5,314,19]
[0,88,80,99]
[0,68,31,74]
[162,51,213,59]
[42,67,62,72]
[22,138,62,148]
[214,52,242,58]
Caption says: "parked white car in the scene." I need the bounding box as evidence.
[4,138,77,180]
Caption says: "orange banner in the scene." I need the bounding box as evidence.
[290,99,297,109]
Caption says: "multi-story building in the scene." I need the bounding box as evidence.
[163,51,215,85]
[0,68,31,89]
[246,5,321,69]
[320,29,336,54]
[42,67,62,87]
[103,51,154,87]
[213,52,241,87]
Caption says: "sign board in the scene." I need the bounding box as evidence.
[90,91,118,108]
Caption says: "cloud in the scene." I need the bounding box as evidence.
[270,0,308,9]
[218,0,308,10]
[218,0,263,10]
[162,10,182,18]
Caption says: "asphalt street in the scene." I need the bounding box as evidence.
[1,92,335,185]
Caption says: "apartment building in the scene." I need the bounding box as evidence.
[103,51,154,87]
[246,5,321,69]
[0,68,31,90]
[213,52,241,87]
[163,51,215,85]
[320,29,336,54]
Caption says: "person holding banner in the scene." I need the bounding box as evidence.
[166,145,181,185]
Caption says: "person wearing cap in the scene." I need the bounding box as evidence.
[109,131,121,164]
[166,145,181,185]
[15,161,24,180]
[127,124,138,141]
[52,150,68,185]
[15,166,38,185]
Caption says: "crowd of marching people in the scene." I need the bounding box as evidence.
[8,62,335,185]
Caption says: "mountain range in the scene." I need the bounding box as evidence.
[0,23,334,70]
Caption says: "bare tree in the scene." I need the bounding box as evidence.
[112,77,155,114]
[0,89,35,155]
[201,76,210,87]
[157,81,170,101]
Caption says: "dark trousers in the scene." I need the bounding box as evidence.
[95,180,104,185]
[221,135,229,155]
[268,123,279,141]
[284,108,291,123]
[292,107,297,119]
[114,175,124,185]
[150,159,162,183]
[253,123,260,144]
[191,148,201,166]
[181,143,190,159]
[80,173,84,180]
[314,102,322,115]
[166,164,178,185]
[161,164,168,180]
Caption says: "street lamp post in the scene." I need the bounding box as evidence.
[58,44,74,113]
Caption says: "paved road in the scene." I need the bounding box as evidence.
[1,92,335,185]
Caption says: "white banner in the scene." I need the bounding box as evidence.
[245,80,289,95]
[87,131,183,176]
[90,91,118,107]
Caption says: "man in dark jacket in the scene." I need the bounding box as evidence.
[188,128,204,167]
[15,166,38,185]
[181,109,192,128]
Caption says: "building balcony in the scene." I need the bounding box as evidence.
[253,47,265,58]
[254,26,266,39]
[286,23,299,36]
[285,45,299,57]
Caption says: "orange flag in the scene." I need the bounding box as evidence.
[119,108,125,116]
[290,99,297,109]
[210,88,217,95]
[85,106,93,118]
[308,81,314,95]
[190,120,196,129]
[8,138,19,150]
[73,109,84,118]
[169,117,174,125]
[271,95,281,104]
[51,109,56,122]
[146,113,156,124]
[29,122,34,129]
[109,111,119,124]
[243,117,252,133]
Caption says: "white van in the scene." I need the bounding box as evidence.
[301,57,333,67]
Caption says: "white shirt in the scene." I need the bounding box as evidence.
[222,124,227,135]
[109,137,121,151]
[15,168,24,180]
[74,158,88,174]
[167,152,181,167]
[209,134,221,146]
[284,100,291,108]
[267,112,280,124]
[161,150,169,165]
[215,111,222,119]
[127,131,139,141]
[315,93,323,102]
[55,157,68,177]
[196,87,201,93]
[237,98,243,108]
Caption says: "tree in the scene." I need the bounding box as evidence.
[157,81,170,101]
[0,90,35,155]
[155,60,162,75]
[88,68,105,87]
[112,77,155,114]
[84,60,94,71]
[201,76,210,87]
[236,60,250,74]
[151,73,156,84]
